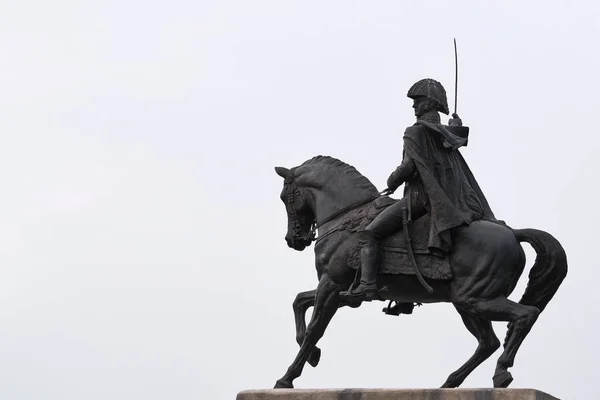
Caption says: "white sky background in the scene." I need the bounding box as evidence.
[0,1,598,399]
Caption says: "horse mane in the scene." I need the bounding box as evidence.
[300,155,378,194]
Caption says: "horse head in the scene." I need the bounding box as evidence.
[274,165,316,251]
[275,156,379,251]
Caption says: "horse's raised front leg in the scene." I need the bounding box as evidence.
[292,289,321,367]
[441,306,500,388]
[275,274,340,388]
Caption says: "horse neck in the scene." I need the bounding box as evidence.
[307,172,377,227]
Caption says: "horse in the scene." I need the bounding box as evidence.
[272,155,567,389]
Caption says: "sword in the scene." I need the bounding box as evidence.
[453,38,458,116]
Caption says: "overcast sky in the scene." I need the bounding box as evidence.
[0,1,598,399]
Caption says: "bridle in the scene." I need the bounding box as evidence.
[283,168,316,243]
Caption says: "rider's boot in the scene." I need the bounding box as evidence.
[340,231,379,302]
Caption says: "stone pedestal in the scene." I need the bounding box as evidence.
[236,389,560,400]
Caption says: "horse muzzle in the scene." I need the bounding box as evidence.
[286,235,309,251]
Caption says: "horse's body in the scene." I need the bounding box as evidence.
[274,156,567,389]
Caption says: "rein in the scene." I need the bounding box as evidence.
[311,192,384,244]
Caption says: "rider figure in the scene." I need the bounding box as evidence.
[340,78,496,304]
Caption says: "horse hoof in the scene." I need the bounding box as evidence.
[440,373,461,388]
[274,379,293,389]
[308,347,321,367]
[440,380,458,388]
[493,370,513,388]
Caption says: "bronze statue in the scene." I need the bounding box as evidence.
[272,78,567,389]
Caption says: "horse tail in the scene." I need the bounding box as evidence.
[504,228,568,346]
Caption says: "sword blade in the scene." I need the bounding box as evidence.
[454,38,458,115]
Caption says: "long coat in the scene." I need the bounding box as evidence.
[389,121,497,253]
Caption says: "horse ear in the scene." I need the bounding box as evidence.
[274,166,290,179]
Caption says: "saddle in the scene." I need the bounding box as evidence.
[346,196,453,281]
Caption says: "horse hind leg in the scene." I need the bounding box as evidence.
[456,296,540,388]
[493,302,540,388]
[441,307,500,388]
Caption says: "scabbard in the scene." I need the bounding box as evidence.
[401,207,434,293]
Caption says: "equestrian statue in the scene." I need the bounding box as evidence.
[272,78,567,389]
